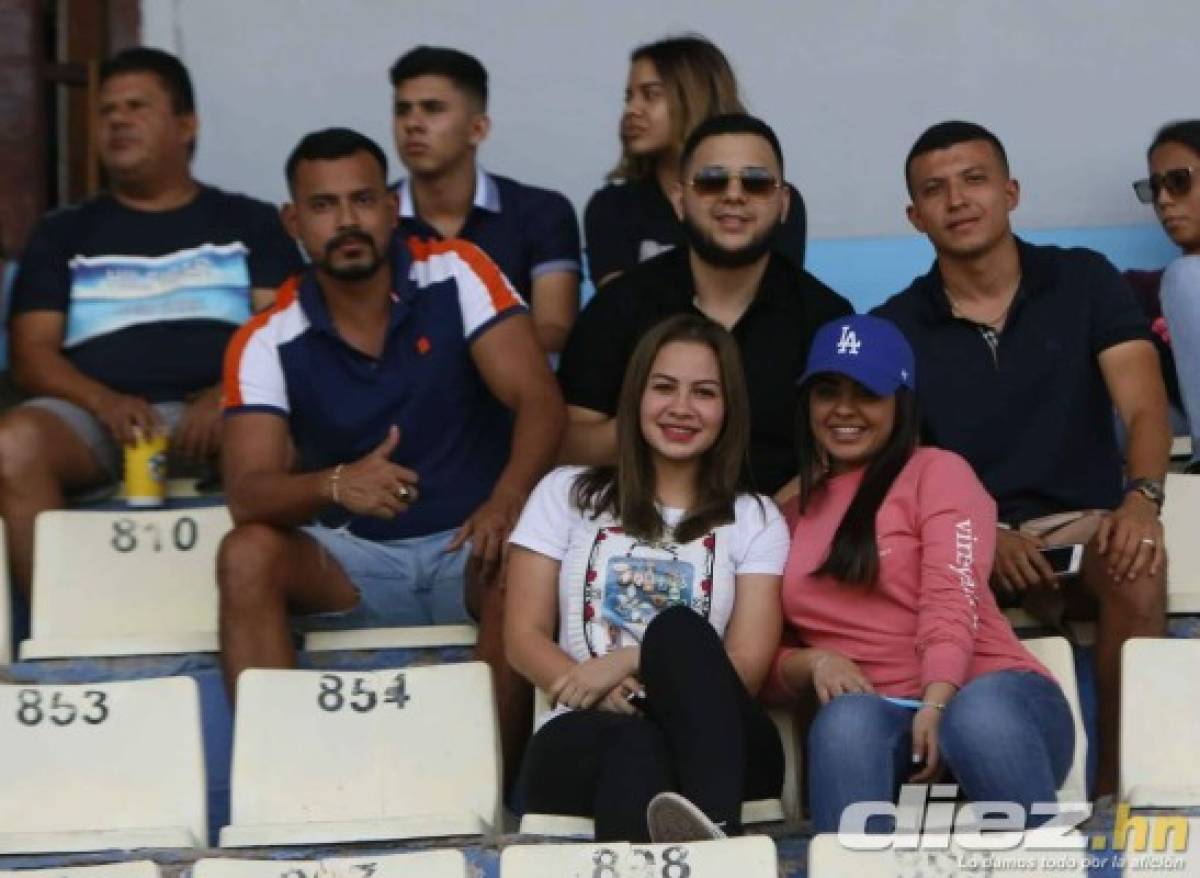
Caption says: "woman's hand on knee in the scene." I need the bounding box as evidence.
[909,706,943,782]
[597,676,644,715]
[812,650,875,704]
[550,650,638,709]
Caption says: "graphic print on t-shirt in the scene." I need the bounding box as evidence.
[582,526,715,656]
[64,242,252,348]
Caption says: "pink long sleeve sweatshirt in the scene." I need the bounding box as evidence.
[766,447,1050,702]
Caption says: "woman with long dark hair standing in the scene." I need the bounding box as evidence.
[766,314,1075,833]
[506,314,788,842]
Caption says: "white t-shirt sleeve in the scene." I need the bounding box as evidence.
[508,466,585,561]
[731,494,790,575]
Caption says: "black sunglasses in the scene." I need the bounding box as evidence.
[689,165,781,198]
[1133,167,1195,204]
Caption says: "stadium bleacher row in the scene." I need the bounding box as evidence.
[1,472,1200,875]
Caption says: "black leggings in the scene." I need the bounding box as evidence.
[517,605,784,842]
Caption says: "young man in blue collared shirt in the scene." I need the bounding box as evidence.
[219,129,564,785]
[389,46,581,353]
[874,121,1171,797]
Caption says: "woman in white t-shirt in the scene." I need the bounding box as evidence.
[505,314,789,843]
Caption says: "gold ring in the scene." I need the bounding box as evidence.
[1141,537,1156,546]
[397,484,412,502]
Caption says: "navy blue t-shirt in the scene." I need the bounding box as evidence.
[873,239,1152,523]
[11,185,302,401]
[395,169,580,303]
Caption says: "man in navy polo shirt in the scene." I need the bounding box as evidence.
[874,121,1171,796]
[218,129,563,775]
[389,46,581,353]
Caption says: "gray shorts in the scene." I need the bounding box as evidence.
[295,523,472,630]
[22,396,186,486]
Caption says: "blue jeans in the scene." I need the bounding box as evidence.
[295,524,471,628]
[807,670,1075,833]
[1161,255,1200,464]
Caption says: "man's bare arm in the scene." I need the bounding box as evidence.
[449,313,565,567]
[223,414,418,527]
[250,286,277,313]
[529,271,578,354]
[557,405,617,466]
[1100,339,1171,483]
[11,310,159,444]
[222,412,331,526]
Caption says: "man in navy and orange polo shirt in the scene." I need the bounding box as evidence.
[218,128,563,772]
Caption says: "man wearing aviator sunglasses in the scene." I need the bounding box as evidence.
[1134,120,1200,475]
[688,165,783,199]
[558,113,852,497]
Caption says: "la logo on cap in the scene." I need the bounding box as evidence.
[836,325,862,356]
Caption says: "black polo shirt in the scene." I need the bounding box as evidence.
[872,238,1152,524]
[558,247,852,494]
[583,177,807,283]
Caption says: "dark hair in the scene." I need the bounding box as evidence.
[572,314,752,544]
[285,127,388,191]
[609,34,745,181]
[904,121,1009,194]
[1147,120,1200,160]
[99,47,195,115]
[388,46,488,109]
[795,381,920,586]
[679,112,784,176]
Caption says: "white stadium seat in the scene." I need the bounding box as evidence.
[304,624,478,652]
[500,836,777,877]
[193,850,467,878]
[0,518,10,665]
[0,676,207,854]
[19,505,232,659]
[1121,638,1200,806]
[221,662,501,847]
[1020,636,1089,804]
[1170,436,1192,460]
[808,830,1088,877]
[519,689,801,835]
[0,863,161,878]
[1163,474,1200,614]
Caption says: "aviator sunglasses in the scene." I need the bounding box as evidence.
[1133,167,1195,204]
[688,165,781,197]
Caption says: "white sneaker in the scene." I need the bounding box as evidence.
[646,791,728,843]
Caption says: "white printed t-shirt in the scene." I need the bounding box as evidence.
[510,465,789,674]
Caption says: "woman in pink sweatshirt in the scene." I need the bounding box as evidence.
[768,315,1075,834]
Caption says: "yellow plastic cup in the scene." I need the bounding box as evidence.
[124,431,170,507]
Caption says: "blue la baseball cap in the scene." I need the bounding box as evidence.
[798,315,916,395]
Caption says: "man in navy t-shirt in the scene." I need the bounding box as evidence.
[873,121,1171,797]
[389,46,581,353]
[1,47,300,599]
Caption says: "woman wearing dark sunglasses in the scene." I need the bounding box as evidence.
[583,35,807,288]
[1133,120,1200,471]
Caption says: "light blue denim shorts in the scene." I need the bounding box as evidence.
[296,523,471,630]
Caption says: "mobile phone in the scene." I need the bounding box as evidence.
[884,696,923,710]
[1040,544,1083,578]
